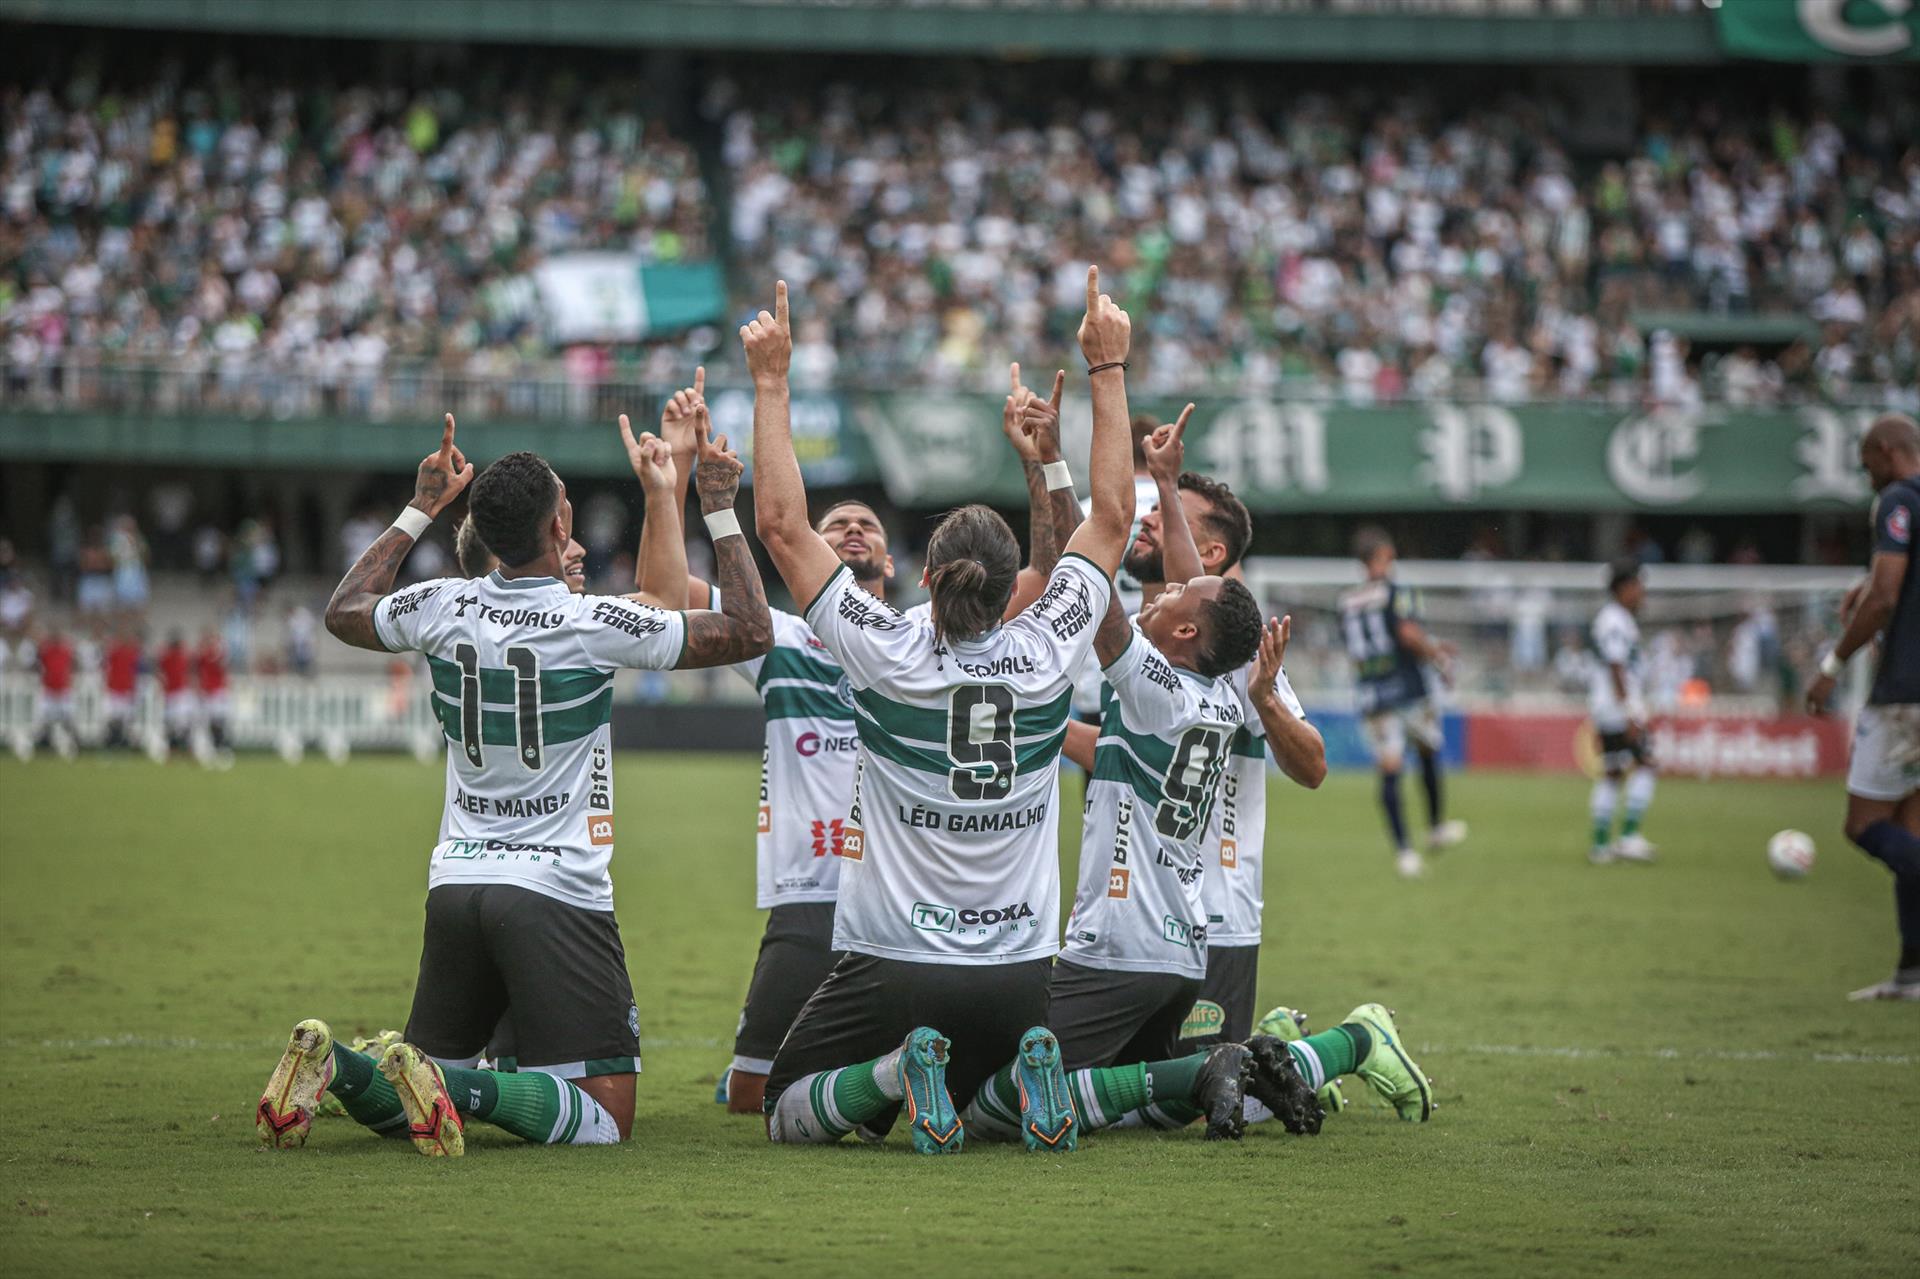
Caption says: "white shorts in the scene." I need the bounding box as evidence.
[105,694,134,720]
[165,693,198,729]
[35,693,73,724]
[1846,704,1920,803]
[1363,701,1442,767]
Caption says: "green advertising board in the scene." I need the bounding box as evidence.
[856,396,1884,514]
[0,397,1886,514]
[1717,0,1920,61]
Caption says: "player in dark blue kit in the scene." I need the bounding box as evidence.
[1804,413,1920,1001]
[1338,528,1465,879]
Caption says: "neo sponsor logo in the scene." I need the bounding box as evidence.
[796,731,858,757]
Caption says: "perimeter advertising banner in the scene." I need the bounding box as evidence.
[856,398,1883,514]
[1717,1,1920,61]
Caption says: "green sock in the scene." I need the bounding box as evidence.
[1592,814,1614,848]
[327,1044,406,1135]
[441,1067,559,1142]
[828,1061,895,1126]
[1289,1024,1369,1082]
[1621,811,1643,838]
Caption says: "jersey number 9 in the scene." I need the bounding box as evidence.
[1156,725,1227,840]
[946,685,1015,801]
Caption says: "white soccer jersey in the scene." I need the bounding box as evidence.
[1203,662,1307,947]
[806,553,1111,965]
[1588,601,1643,732]
[1071,473,1160,715]
[374,571,686,911]
[1064,628,1243,978]
[734,608,854,908]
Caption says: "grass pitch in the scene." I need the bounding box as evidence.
[0,755,1914,1277]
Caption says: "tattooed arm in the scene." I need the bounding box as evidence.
[325,414,473,652]
[675,420,774,668]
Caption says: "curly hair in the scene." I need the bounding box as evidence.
[454,515,496,579]
[1195,577,1264,678]
[470,452,559,570]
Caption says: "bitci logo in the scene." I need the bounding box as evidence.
[1107,867,1130,899]
[839,826,864,860]
[757,805,771,834]
[587,816,615,846]
[1220,838,1238,869]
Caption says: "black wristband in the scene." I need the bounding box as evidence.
[1086,361,1129,376]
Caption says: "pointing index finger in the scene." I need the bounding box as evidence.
[1086,265,1099,313]
[694,365,705,398]
[1048,370,1065,410]
[1171,403,1195,441]
[439,413,456,464]
[774,280,789,329]
[1009,362,1021,393]
[618,413,636,449]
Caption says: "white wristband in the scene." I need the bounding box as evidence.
[1820,650,1846,679]
[392,506,433,539]
[1042,460,1074,492]
[704,508,743,540]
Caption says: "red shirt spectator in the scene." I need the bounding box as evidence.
[105,638,142,697]
[196,638,228,696]
[38,636,75,694]
[159,642,191,696]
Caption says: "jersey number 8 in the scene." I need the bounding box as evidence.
[946,685,1015,801]
[454,642,543,771]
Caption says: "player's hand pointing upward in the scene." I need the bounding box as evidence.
[741,281,792,385]
[410,413,474,518]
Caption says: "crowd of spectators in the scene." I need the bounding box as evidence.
[1,55,709,415]
[3,50,1916,410]
[715,72,1919,405]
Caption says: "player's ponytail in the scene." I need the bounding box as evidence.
[926,504,1019,648]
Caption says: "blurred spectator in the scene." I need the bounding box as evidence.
[74,527,114,614]
[108,514,150,611]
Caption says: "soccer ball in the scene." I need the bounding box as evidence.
[1767,830,1815,879]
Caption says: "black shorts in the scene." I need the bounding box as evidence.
[765,952,1052,1115]
[1046,959,1203,1073]
[1183,943,1260,1049]
[1599,728,1654,774]
[404,883,640,1079]
[732,903,843,1072]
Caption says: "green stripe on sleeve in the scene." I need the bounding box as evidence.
[763,686,856,723]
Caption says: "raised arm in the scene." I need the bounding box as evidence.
[1002,363,1069,619]
[1142,405,1202,585]
[1091,573,1134,669]
[744,281,842,608]
[676,422,774,668]
[648,368,719,610]
[621,408,690,612]
[1249,616,1327,790]
[325,413,473,651]
[1059,265,1134,576]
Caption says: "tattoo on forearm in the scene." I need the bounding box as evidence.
[325,527,415,651]
[1023,462,1058,571]
[679,534,772,667]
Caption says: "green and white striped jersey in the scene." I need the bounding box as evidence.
[734,608,855,908]
[1203,662,1306,947]
[1065,628,1243,977]
[804,553,1111,965]
[374,570,686,911]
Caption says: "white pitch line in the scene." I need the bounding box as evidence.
[1418,1042,1913,1067]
